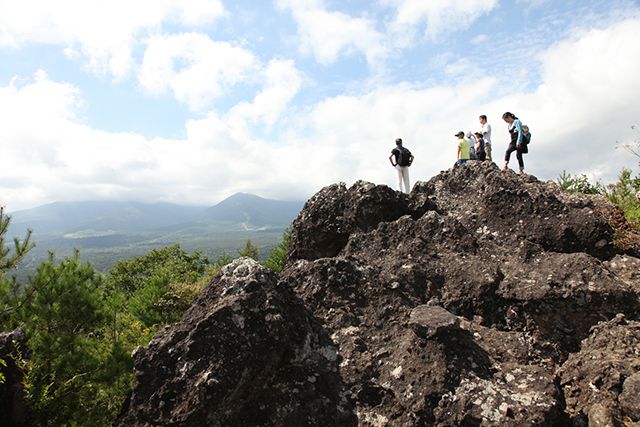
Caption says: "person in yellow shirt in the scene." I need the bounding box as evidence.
[455,131,470,166]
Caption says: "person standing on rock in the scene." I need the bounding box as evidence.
[479,115,492,161]
[474,132,487,161]
[467,131,477,160]
[455,131,470,166]
[389,138,414,193]
[502,112,526,175]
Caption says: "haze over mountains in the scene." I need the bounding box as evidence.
[9,192,303,235]
[8,193,304,276]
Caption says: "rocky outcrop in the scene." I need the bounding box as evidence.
[120,161,640,426]
[0,328,30,427]
[117,258,355,426]
[558,314,640,426]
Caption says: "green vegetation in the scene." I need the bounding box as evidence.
[1,206,34,273]
[0,358,6,385]
[557,127,640,251]
[12,228,286,284]
[21,253,104,425]
[0,210,291,425]
[557,170,605,195]
[239,239,260,260]
[262,228,290,273]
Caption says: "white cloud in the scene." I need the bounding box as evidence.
[516,0,552,12]
[229,59,303,126]
[0,70,313,210]
[445,58,475,75]
[0,0,226,78]
[2,16,640,211]
[507,17,640,179]
[275,0,387,65]
[471,34,489,45]
[138,33,257,111]
[383,0,498,43]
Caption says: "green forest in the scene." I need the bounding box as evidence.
[1,144,639,425]
[0,211,289,426]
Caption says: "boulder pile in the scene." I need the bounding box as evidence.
[118,162,640,426]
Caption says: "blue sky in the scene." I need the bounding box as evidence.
[1,0,640,210]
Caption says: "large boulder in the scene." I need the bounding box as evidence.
[116,258,355,426]
[287,181,433,262]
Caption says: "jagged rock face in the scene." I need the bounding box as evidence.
[287,181,433,262]
[0,328,30,427]
[117,258,355,426]
[121,162,640,426]
[558,315,640,426]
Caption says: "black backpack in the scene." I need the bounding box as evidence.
[398,147,412,166]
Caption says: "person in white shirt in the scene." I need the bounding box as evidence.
[479,115,492,161]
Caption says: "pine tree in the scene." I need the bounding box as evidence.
[19,252,104,425]
[0,206,35,328]
[239,240,260,260]
[0,206,34,274]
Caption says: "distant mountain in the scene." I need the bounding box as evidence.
[195,193,304,231]
[8,201,207,237]
[6,194,305,277]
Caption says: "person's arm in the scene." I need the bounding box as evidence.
[409,154,414,165]
[389,154,396,166]
[457,144,461,160]
[515,120,522,145]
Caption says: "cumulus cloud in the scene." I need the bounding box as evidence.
[511,17,640,180]
[0,0,226,78]
[2,16,640,211]
[275,0,387,65]
[229,59,303,127]
[0,70,312,210]
[292,16,640,186]
[138,33,257,111]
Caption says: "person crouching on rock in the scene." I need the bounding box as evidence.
[502,111,526,175]
[455,131,470,166]
[474,132,487,161]
[389,138,414,193]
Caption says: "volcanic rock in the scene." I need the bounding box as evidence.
[409,305,460,338]
[120,161,640,426]
[558,314,640,425]
[116,258,354,426]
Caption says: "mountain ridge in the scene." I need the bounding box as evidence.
[7,193,304,278]
[8,193,304,236]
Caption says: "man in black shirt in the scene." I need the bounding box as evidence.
[389,138,414,193]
